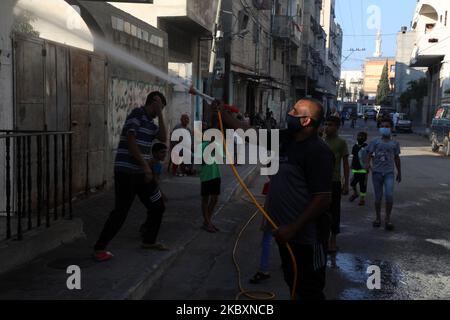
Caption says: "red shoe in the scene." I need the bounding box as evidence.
[94,251,114,262]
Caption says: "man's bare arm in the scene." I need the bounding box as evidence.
[366,153,373,171]
[212,101,252,131]
[395,155,402,182]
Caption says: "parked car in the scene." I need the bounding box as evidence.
[395,113,413,133]
[366,109,376,119]
[430,104,450,156]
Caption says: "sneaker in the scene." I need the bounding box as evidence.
[94,251,114,262]
[201,224,217,233]
[249,272,271,284]
[385,222,395,231]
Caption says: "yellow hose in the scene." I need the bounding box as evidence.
[232,208,276,300]
[217,111,298,300]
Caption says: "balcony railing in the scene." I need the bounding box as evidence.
[0,130,73,241]
[272,16,302,47]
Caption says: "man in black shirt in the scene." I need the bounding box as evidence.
[266,99,334,300]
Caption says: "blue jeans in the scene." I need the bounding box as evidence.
[259,230,272,272]
[372,172,395,203]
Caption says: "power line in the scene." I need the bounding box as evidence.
[343,33,398,37]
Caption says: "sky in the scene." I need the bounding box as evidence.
[335,0,418,71]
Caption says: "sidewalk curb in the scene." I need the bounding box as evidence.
[0,219,84,275]
[119,165,259,300]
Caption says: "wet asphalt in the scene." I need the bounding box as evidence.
[144,120,450,300]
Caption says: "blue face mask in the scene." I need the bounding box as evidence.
[287,114,306,133]
[379,128,391,137]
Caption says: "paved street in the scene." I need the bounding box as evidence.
[145,120,450,300]
[0,163,258,299]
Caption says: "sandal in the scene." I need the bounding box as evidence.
[201,224,216,233]
[249,272,271,284]
[372,220,381,228]
[385,222,395,231]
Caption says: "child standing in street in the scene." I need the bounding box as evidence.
[349,132,369,206]
[249,180,272,284]
[139,142,169,239]
[198,123,223,233]
[367,117,402,231]
[324,116,350,254]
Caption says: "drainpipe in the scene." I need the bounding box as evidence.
[196,38,201,121]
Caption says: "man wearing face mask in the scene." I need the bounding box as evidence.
[265,99,334,300]
[367,116,402,231]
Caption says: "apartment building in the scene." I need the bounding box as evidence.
[409,0,450,124]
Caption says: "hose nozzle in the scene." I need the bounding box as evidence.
[188,85,215,103]
[188,86,239,113]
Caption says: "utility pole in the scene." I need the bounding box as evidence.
[207,0,224,96]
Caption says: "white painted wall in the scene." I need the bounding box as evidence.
[109,0,188,28]
[412,0,450,105]
[16,0,94,51]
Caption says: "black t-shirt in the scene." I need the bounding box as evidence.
[266,130,334,245]
[351,142,368,170]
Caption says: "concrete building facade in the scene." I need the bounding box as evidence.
[291,0,327,106]
[394,28,427,117]
[409,0,450,124]
[2,0,169,194]
[340,70,364,103]
[109,0,219,131]
[363,57,396,99]
[320,0,342,109]
[216,0,299,127]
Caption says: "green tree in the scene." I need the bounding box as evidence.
[399,78,428,107]
[376,61,391,106]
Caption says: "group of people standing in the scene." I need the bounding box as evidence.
[250,101,402,300]
[91,91,402,301]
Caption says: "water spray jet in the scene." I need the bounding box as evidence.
[188,86,240,113]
